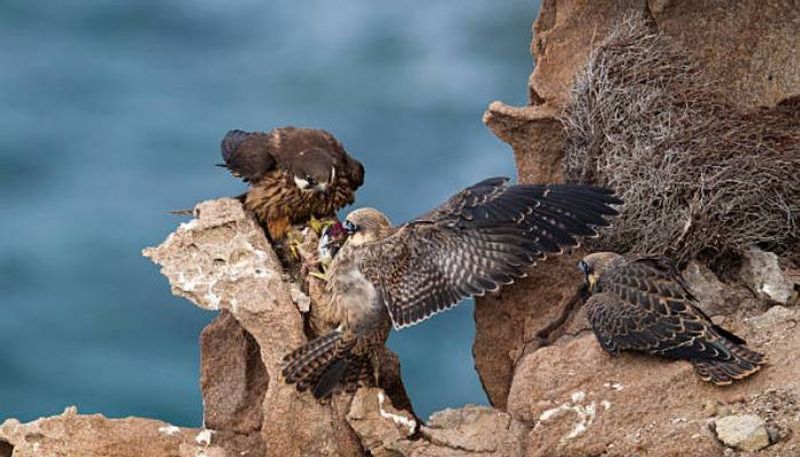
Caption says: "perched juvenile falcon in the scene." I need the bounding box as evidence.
[578,252,765,385]
[281,177,621,399]
[220,127,365,240]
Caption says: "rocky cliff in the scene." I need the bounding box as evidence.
[2,2,799,456]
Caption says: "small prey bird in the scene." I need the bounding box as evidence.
[281,177,621,399]
[579,252,765,385]
[219,127,365,241]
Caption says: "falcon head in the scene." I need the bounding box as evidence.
[579,251,624,292]
[342,208,392,246]
[292,148,336,193]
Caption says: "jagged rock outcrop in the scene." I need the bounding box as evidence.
[144,198,405,456]
[0,406,264,457]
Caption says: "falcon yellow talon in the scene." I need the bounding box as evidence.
[308,216,322,235]
[308,271,328,281]
[285,228,305,260]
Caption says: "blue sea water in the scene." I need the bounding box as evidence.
[0,0,540,425]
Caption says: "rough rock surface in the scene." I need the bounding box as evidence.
[714,414,770,453]
[0,406,264,457]
[143,198,368,456]
[682,261,753,317]
[473,250,585,408]
[421,406,528,456]
[200,309,267,434]
[507,305,800,456]
[739,248,799,305]
[478,0,800,421]
[474,1,800,456]
[347,388,528,457]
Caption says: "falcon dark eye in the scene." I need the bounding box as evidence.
[344,220,359,234]
[305,175,316,185]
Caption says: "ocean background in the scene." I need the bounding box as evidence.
[0,0,540,425]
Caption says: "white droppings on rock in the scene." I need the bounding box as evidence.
[535,391,601,445]
[566,401,596,440]
[377,391,416,435]
[539,404,571,422]
[158,425,180,436]
[178,219,199,232]
[195,429,213,446]
[154,227,280,312]
[205,288,222,309]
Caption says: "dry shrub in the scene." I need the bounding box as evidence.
[562,16,800,264]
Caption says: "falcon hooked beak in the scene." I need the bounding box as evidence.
[579,252,624,293]
[294,175,330,193]
[578,259,599,291]
[293,166,336,193]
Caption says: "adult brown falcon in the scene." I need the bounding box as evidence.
[579,252,765,385]
[281,177,621,399]
[220,127,364,240]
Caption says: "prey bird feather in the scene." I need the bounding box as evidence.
[282,177,621,399]
[579,252,765,385]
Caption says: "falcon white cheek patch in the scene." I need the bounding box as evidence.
[294,176,311,190]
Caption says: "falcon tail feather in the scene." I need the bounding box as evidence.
[691,338,765,385]
[281,329,360,399]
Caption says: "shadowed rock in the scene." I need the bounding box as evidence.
[200,310,268,434]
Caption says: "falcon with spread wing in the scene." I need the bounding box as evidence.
[281,177,621,399]
[220,127,364,240]
[579,252,765,385]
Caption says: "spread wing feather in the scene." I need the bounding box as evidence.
[359,177,621,329]
[220,130,276,183]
